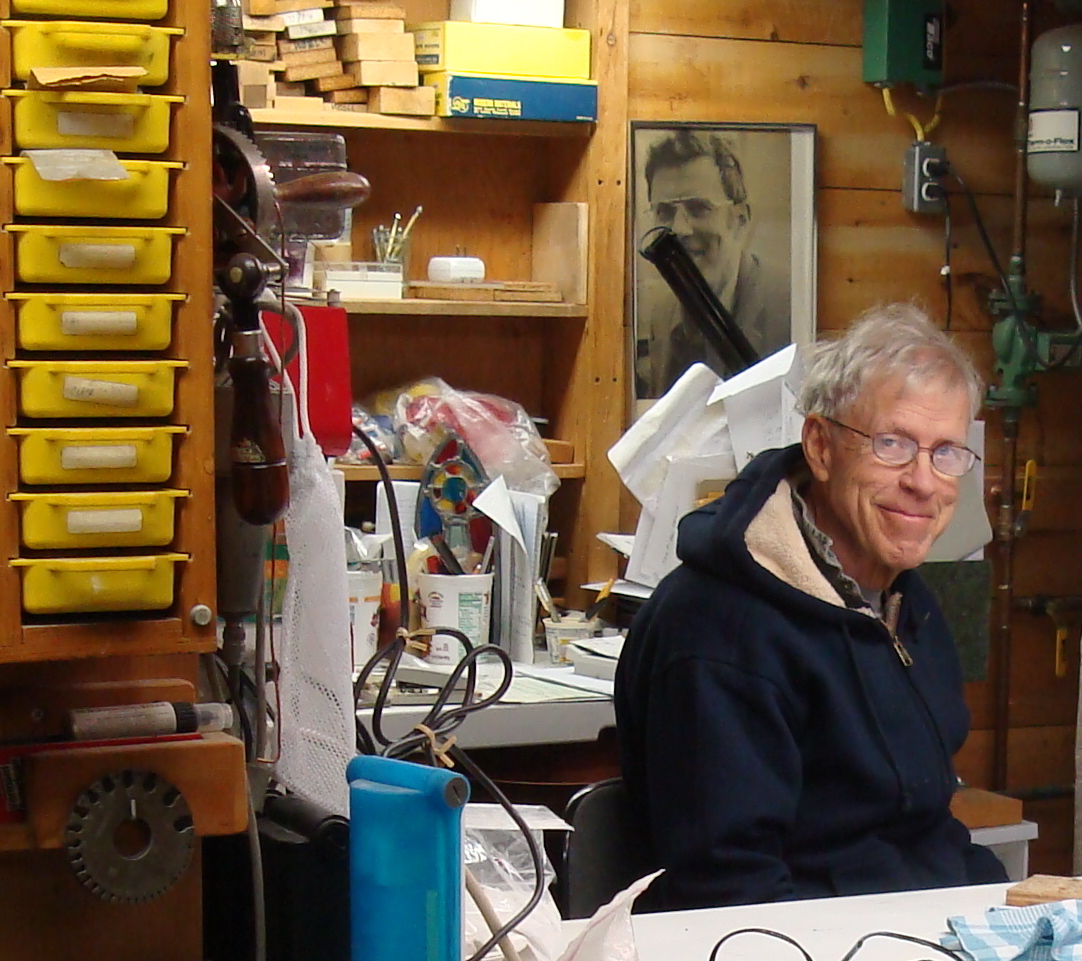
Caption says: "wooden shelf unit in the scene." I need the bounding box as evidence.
[255,0,629,603]
[340,298,589,317]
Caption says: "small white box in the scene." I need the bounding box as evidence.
[316,261,403,300]
[449,0,564,29]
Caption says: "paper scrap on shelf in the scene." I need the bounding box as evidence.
[570,636,624,660]
[596,531,634,557]
[498,674,608,703]
[710,344,803,468]
[607,362,730,509]
[30,65,146,92]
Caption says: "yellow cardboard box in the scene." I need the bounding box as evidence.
[412,20,589,79]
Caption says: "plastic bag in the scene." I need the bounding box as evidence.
[464,823,564,961]
[337,404,397,465]
[554,870,663,961]
[394,377,559,498]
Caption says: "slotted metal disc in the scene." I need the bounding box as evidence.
[63,769,195,904]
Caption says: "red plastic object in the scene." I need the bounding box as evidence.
[261,303,353,457]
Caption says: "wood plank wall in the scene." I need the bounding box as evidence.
[627,0,1082,873]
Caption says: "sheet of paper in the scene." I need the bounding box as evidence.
[375,480,419,559]
[473,475,526,554]
[570,636,625,659]
[596,531,635,557]
[626,452,737,588]
[607,362,728,508]
[498,674,609,703]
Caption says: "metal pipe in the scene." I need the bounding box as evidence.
[1011,0,1033,263]
[992,410,1020,790]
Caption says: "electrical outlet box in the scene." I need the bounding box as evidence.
[902,141,947,214]
[863,0,944,90]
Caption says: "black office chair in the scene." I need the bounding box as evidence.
[557,777,657,919]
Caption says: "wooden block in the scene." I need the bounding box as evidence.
[347,59,417,86]
[533,202,588,306]
[544,439,575,464]
[335,16,403,33]
[1005,875,1082,906]
[327,86,369,103]
[242,41,280,61]
[311,71,357,91]
[950,786,1024,829]
[276,79,308,94]
[273,93,332,110]
[241,83,270,108]
[282,58,343,81]
[281,45,339,67]
[285,18,337,39]
[493,287,563,302]
[24,733,248,846]
[277,34,334,54]
[332,103,369,112]
[245,0,330,14]
[368,84,435,116]
[242,12,285,30]
[335,30,414,60]
[408,282,495,302]
[312,241,353,262]
[333,1,405,18]
[234,58,273,86]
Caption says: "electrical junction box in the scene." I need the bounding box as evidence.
[863,0,944,90]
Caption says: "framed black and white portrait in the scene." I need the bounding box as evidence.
[630,121,817,402]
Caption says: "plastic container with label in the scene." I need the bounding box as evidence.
[3,90,182,153]
[7,292,182,351]
[9,0,168,21]
[4,158,182,220]
[8,425,186,485]
[10,553,188,614]
[11,489,188,550]
[8,224,185,285]
[3,21,182,87]
[9,359,187,418]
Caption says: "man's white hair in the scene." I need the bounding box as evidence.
[798,303,984,420]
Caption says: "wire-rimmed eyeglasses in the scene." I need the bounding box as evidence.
[823,417,979,477]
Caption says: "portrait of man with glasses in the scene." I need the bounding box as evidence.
[616,304,1007,911]
[632,125,796,399]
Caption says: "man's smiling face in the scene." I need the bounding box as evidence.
[802,373,971,592]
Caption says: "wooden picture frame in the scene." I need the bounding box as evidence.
[629,121,817,402]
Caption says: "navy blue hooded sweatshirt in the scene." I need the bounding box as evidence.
[615,444,1006,910]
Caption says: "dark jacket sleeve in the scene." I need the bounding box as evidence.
[637,639,806,908]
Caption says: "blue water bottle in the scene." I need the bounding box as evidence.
[346,754,470,961]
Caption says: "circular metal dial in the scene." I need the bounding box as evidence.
[64,769,196,904]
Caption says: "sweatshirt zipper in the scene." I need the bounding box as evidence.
[883,592,913,667]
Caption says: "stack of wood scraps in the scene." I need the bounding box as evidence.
[236,0,436,116]
[407,281,563,303]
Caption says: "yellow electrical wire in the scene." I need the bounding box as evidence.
[882,86,926,141]
[923,91,944,136]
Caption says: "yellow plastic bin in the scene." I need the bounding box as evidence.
[6,292,183,351]
[9,0,168,21]
[8,425,186,485]
[3,158,182,220]
[3,21,183,87]
[11,489,188,550]
[2,90,182,153]
[7,225,185,285]
[10,552,188,614]
[9,359,187,418]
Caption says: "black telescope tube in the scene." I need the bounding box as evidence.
[639,225,760,376]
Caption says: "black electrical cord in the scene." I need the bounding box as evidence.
[707,928,967,961]
[942,187,954,331]
[347,422,546,961]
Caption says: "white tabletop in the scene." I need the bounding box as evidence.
[561,883,1012,960]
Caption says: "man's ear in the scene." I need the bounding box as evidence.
[802,415,832,483]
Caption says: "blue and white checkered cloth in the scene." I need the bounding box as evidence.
[942,900,1082,961]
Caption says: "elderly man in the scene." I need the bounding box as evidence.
[616,304,1008,910]
[636,129,790,397]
